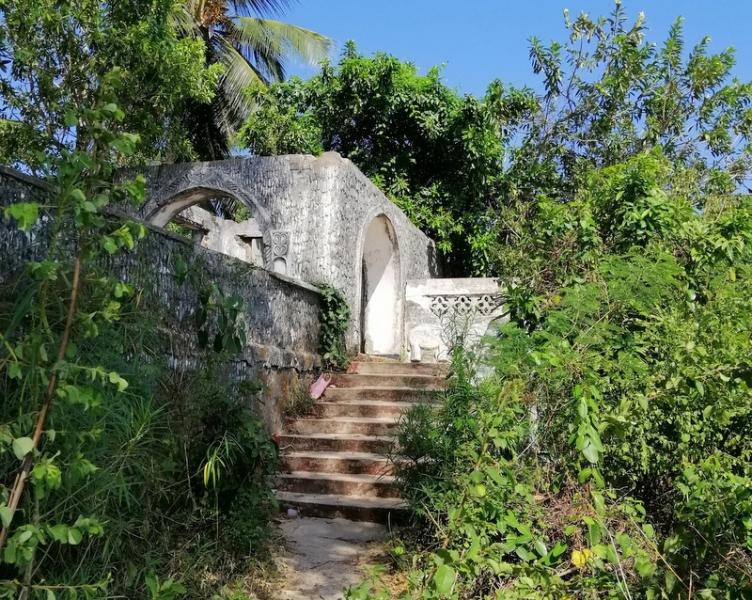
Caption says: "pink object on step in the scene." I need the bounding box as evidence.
[310,373,332,399]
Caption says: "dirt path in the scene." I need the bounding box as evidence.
[276,516,389,600]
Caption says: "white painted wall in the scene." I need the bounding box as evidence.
[362,216,401,355]
[404,278,507,362]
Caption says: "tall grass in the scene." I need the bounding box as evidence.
[0,276,279,598]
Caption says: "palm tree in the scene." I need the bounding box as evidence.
[178,0,332,160]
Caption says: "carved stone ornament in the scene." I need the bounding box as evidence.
[429,293,501,317]
[271,230,291,259]
[268,230,292,275]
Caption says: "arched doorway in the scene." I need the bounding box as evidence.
[361,215,401,356]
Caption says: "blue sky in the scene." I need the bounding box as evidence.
[282,1,752,97]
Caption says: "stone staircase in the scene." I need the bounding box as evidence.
[275,361,446,523]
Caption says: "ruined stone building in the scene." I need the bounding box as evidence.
[1,152,507,521]
[1,153,503,432]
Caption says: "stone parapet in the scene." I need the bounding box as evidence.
[404,278,508,362]
[127,153,439,354]
[0,166,323,432]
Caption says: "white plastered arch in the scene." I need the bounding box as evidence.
[355,211,404,356]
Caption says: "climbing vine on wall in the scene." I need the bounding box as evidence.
[317,284,351,371]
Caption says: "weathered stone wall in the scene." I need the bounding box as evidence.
[0,167,57,270]
[0,166,322,433]
[133,153,440,351]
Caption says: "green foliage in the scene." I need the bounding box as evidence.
[317,283,351,371]
[240,42,536,276]
[383,349,656,599]
[0,89,149,595]
[242,5,752,277]
[504,2,752,204]
[284,382,316,418]
[492,152,752,597]
[343,566,392,600]
[0,90,276,597]
[346,6,752,599]
[0,0,220,170]
[170,356,278,559]
[367,155,752,599]
[174,254,250,354]
[177,0,332,160]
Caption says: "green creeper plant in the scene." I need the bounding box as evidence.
[174,253,249,354]
[317,283,350,371]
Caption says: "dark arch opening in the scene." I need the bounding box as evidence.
[148,187,265,267]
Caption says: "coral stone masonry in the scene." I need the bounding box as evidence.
[1,155,507,524]
[131,153,439,356]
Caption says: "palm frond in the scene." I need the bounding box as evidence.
[226,17,333,81]
[230,0,298,18]
[215,35,268,110]
[180,36,253,161]
[177,1,332,161]
[176,1,205,37]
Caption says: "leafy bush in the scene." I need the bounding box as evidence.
[0,0,219,171]
[240,42,536,276]
[355,148,752,598]
[0,94,278,599]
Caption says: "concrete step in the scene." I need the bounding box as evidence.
[277,433,393,454]
[282,451,395,476]
[275,369,446,523]
[349,361,449,377]
[276,471,400,498]
[276,491,406,523]
[312,400,414,419]
[323,386,441,403]
[330,373,447,389]
[287,417,397,436]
